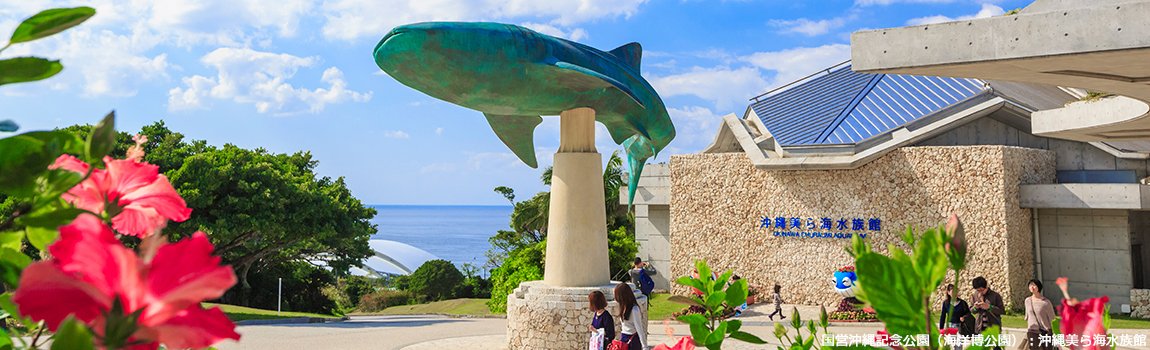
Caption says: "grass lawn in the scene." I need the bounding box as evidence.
[204,303,339,322]
[648,293,681,321]
[364,298,500,317]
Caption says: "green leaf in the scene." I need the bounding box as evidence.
[1051,318,1060,335]
[901,226,915,246]
[51,316,95,350]
[705,291,726,310]
[0,293,35,329]
[714,270,732,291]
[689,322,711,346]
[913,228,949,291]
[0,57,63,86]
[677,313,707,326]
[705,320,727,347]
[674,276,704,293]
[32,169,83,209]
[726,319,741,333]
[10,7,96,44]
[1104,304,1111,330]
[19,205,83,227]
[85,111,116,163]
[0,247,30,269]
[725,279,747,308]
[0,231,22,251]
[730,331,768,344]
[789,307,801,330]
[0,327,11,350]
[0,130,83,196]
[854,251,925,337]
[668,295,704,308]
[25,226,57,251]
[696,260,712,289]
[806,320,816,335]
[19,205,83,250]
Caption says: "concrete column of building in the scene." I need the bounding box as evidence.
[543,107,610,287]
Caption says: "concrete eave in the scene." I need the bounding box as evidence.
[850,0,1150,141]
[1020,183,1150,209]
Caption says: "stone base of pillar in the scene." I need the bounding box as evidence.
[505,281,648,350]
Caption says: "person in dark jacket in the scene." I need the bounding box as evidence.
[939,283,974,336]
[588,290,615,350]
[971,276,1004,350]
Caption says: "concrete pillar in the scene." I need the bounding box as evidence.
[543,107,610,287]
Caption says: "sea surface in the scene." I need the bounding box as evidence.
[369,205,511,269]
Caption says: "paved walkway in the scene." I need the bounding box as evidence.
[219,304,1150,349]
[215,315,507,350]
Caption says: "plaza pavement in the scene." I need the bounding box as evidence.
[218,304,1150,349]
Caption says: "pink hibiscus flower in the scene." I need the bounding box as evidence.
[653,336,695,350]
[52,154,191,237]
[13,215,239,349]
[1055,278,1110,350]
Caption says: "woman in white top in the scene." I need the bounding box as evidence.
[613,283,647,350]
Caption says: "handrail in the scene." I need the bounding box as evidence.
[749,60,852,103]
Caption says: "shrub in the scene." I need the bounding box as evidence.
[357,290,416,312]
[323,276,380,313]
[406,259,465,302]
[487,241,545,313]
[342,275,379,306]
[607,226,638,278]
[455,263,492,298]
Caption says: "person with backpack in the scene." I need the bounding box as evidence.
[629,257,657,298]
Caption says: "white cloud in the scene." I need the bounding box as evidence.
[435,127,444,135]
[320,0,648,42]
[0,0,318,97]
[521,22,588,41]
[649,66,770,110]
[649,44,850,110]
[741,44,852,89]
[667,106,725,152]
[769,17,848,36]
[148,0,313,40]
[906,4,1005,25]
[168,48,371,114]
[384,130,411,139]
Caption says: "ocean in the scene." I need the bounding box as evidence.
[369,205,512,269]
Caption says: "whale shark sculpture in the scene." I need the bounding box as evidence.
[373,22,675,204]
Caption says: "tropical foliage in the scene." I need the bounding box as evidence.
[485,151,637,313]
[668,260,767,350]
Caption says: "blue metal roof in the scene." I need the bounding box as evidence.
[749,64,987,146]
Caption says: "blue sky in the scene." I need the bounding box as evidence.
[0,0,1030,205]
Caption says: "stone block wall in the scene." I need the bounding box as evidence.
[668,146,1055,310]
[1132,289,1150,319]
[506,281,646,350]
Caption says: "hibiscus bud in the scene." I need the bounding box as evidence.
[945,214,965,252]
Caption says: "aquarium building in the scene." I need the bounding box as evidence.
[626,1,1150,315]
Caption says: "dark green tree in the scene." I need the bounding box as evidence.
[405,259,465,301]
[493,186,515,203]
[163,144,376,305]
